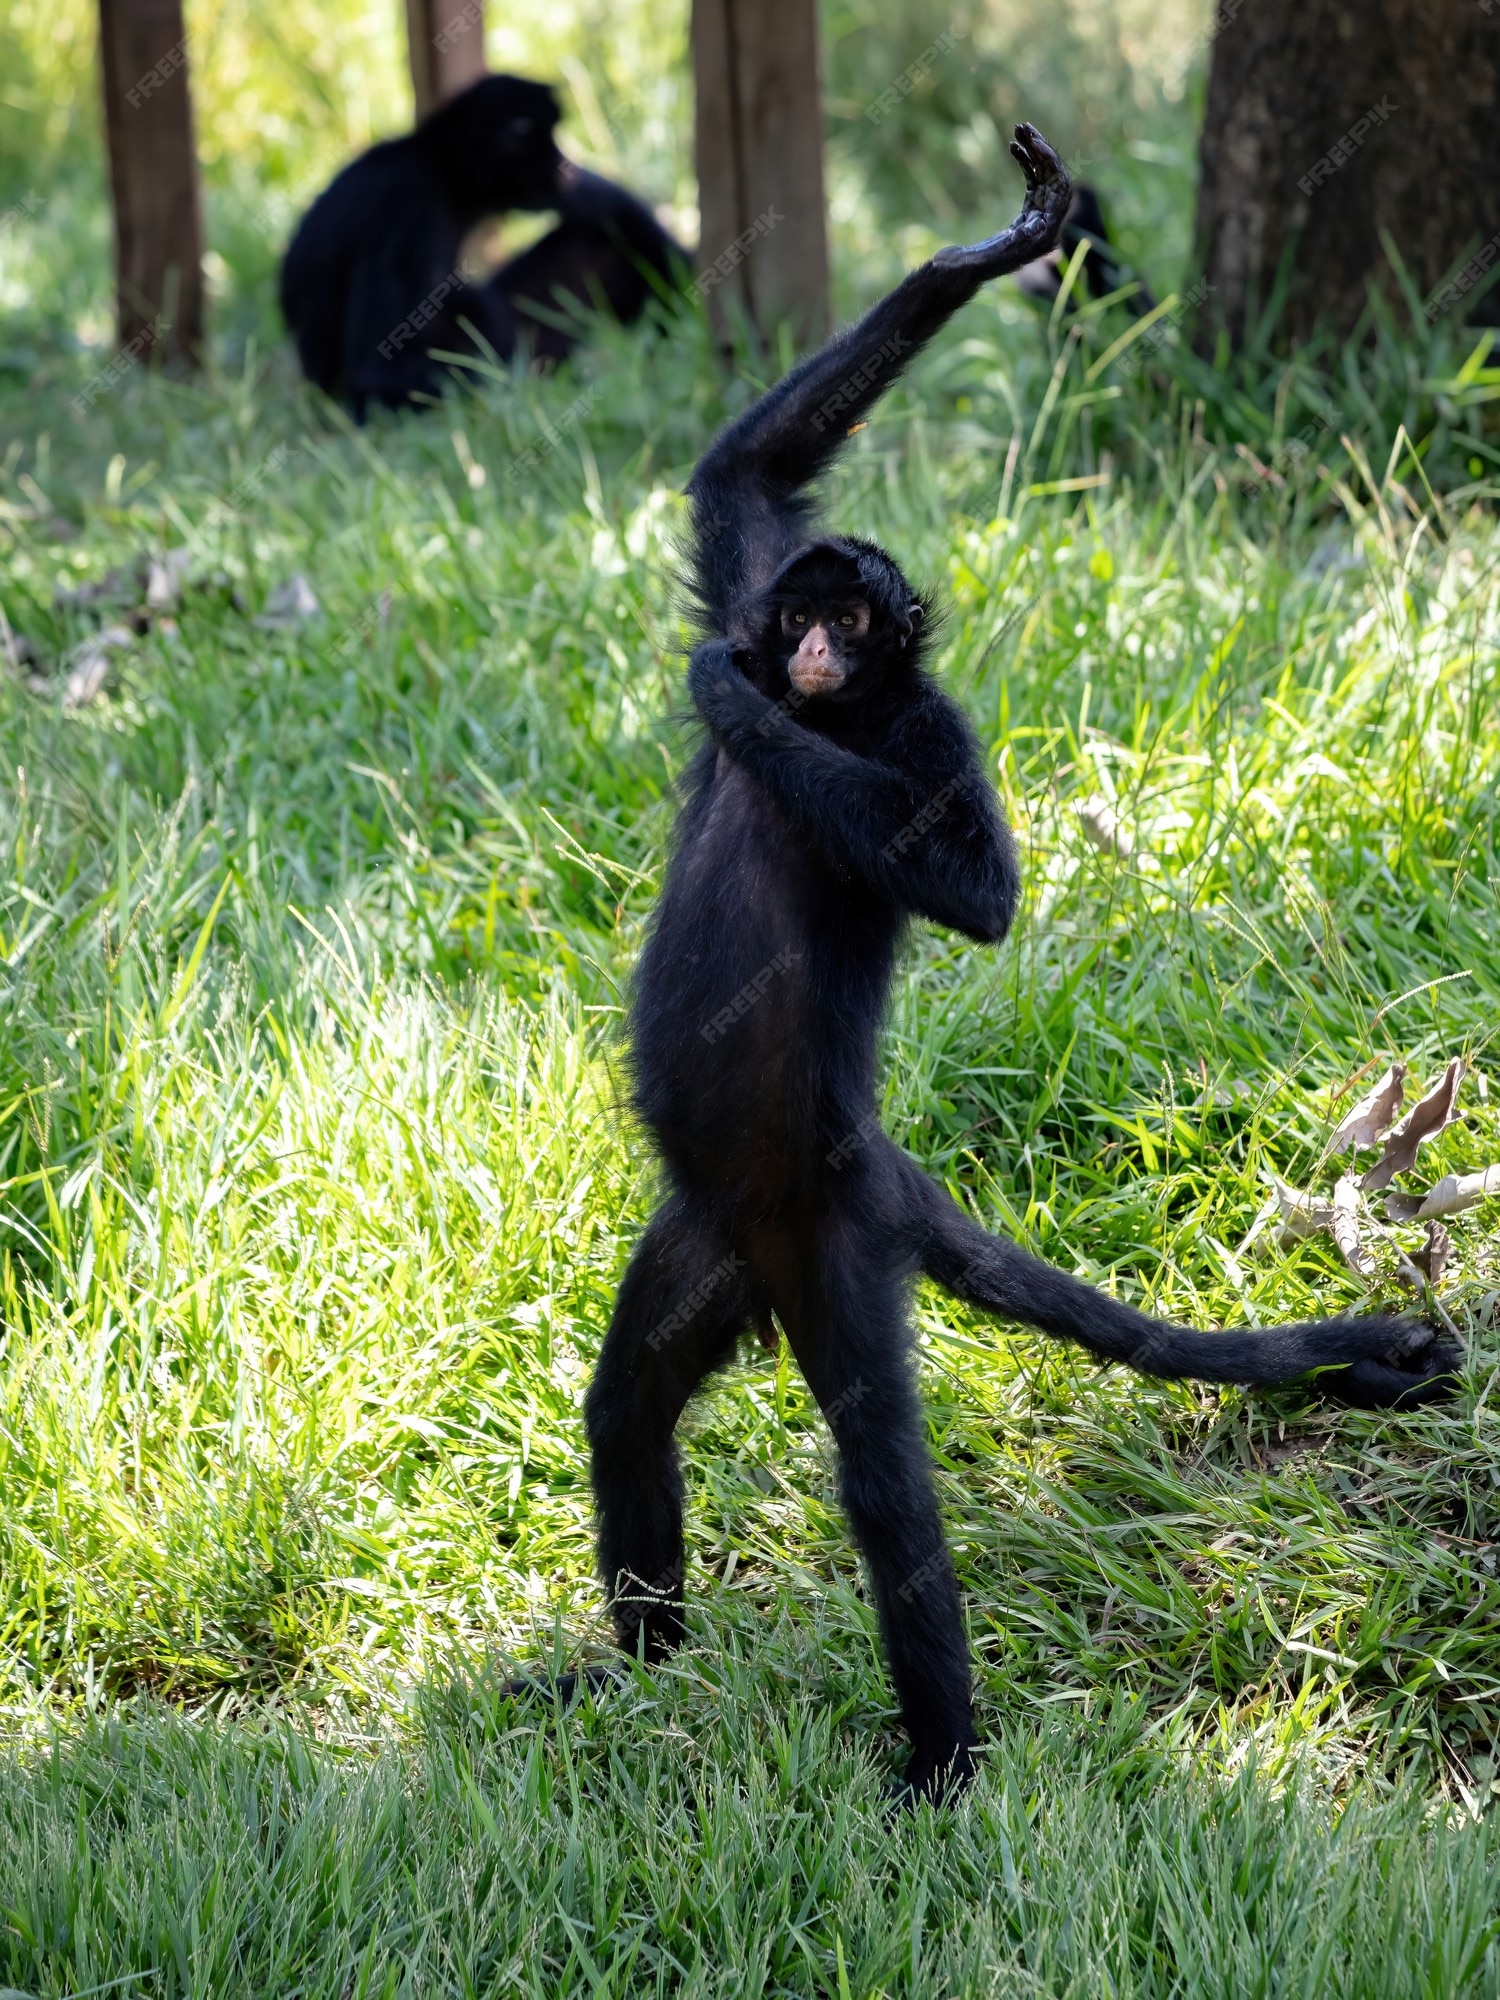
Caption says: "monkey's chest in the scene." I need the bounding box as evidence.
[631,763,893,1186]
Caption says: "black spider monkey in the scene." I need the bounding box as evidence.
[581,125,1457,1803]
[280,74,684,417]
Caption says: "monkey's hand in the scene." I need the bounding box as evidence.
[688,638,773,739]
[932,123,1071,278]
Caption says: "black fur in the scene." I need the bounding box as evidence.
[582,125,1458,1803]
[279,75,684,415]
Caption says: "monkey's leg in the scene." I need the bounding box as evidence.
[902,1155,1458,1408]
[585,1195,752,1660]
[779,1252,977,1802]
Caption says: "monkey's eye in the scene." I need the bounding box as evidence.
[837,614,855,627]
[792,611,807,626]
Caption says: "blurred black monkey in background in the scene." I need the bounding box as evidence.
[280,74,683,416]
[1015,182,1156,312]
[580,124,1457,1802]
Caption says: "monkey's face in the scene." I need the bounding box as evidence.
[749,541,925,705]
[779,597,873,698]
[491,107,562,208]
[453,77,563,209]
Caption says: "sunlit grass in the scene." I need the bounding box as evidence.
[0,306,1496,1986]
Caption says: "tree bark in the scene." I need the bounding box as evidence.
[97,0,205,364]
[1194,0,1500,346]
[692,0,831,347]
[405,0,487,121]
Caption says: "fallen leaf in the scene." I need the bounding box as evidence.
[256,573,321,627]
[1394,1223,1454,1291]
[1360,1057,1466,1193]
[61,624,134,710]
[1273,1177,1333,1244]
[1414,1220,1453,1288]
[0,619,35,673]
[1076,794,1132,858]
[1411,1164,1500,1220]
[63,650,110,710]
[146,547,193,611]
[1330,1174,1376,1277]
[1330,1063,1407,1149]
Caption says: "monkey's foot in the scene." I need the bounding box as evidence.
[501,1661,625,1707]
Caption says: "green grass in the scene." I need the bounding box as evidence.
[3,2,1500,1992]
[0,312,1496,1989]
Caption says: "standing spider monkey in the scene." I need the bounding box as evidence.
[582,126,1458,1802]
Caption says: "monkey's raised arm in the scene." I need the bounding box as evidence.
[687,125,1070,628]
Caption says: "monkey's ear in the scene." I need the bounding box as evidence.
[901,603,925,645]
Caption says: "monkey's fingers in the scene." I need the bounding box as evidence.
[1009,123,1070,230]
[934,122,1071,276]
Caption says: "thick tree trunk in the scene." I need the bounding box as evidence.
[405,0,487,120]
[97,0,205,364]
[691,0,831,347]
[1194,0,1500,346]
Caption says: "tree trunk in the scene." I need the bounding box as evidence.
[97,0,205,364]
[405,0,487,121]
[692,0,831,347]
[1194,0,1500,346]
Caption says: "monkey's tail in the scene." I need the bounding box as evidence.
[912,1173,1458,1410]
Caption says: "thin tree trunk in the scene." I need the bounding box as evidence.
[692,0,831,347]
[404,0,487,121]
[1194,0,1500,346]
[97,0,205,364]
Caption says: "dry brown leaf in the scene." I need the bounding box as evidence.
[1395,1221,1454,1291]
[1273,1177,1333,1244]
[0,613,35,675]
[1384,1190,1424,1223]
[1412,1164,1500,1219]
[1330,1063,1407,1149]
[1076,794,1133,858]
[1330,1174,1377,1277]
[62,625,134,711]
[255,573,321,628]
[146,548,193,612]
[1360,1057,1466,1193]
[1417,1220,1453,1287]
